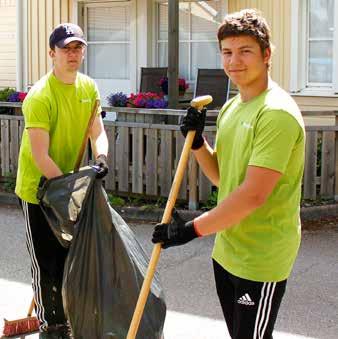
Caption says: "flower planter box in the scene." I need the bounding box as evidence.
[116,111,166,124]
[103,107,177,124]
[0,101,23,115]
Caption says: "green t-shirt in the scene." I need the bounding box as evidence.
[212,83,305,282]
[15,71,101,204]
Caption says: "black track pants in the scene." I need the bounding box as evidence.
[213,259,287,339]
[20,199,68,331]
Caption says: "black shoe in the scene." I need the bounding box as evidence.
[39,324,72,339]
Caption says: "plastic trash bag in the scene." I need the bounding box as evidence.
[37,167,166,339]
[37,170,93,248]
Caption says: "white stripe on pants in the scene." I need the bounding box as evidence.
[22,200,48,331]
[253,282,277,339]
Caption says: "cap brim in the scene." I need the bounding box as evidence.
[56,37,87,48]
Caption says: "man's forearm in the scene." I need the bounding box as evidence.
[194,184,265,236]
[89,115,109,159]
[194,166,282,236]
[90,131,108,159]
[33,154,63,179]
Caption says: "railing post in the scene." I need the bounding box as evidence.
[303,131,317,200]
[168,0,179,109]
[334,111,338,201]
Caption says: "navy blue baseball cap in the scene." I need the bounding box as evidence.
[49,23,87,49]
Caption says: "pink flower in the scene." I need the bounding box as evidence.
[18,92,27,102]
[159,77,189,94]
[178,78,189,90]
[127,92,167,108]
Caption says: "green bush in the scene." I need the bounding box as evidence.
[201,189,218,210]
[3,172,16,193]
[108,194,125,207]
[0,88,16,115]
[0,88,15,101]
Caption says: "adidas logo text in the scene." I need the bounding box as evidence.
[237,293,255,306]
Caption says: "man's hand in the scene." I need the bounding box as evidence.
[94,154,108,178]
[180,106,206,150]
[152,211,200,249]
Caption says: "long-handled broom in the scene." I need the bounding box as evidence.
[2,99,100,338]
[2,298,39,337]
[126,95,213,339]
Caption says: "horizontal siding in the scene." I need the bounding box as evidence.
[0,80,16,87]
[228,0,291,90]
[0,66,16,73]
[28,0,73,85]
[0,2,16,88]
[293,95,338,112]
[0,44,16,52]
[0,0,15,7]
[0,52,16,60]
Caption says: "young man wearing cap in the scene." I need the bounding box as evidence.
[15,23,108,338]
[152,9,305,339]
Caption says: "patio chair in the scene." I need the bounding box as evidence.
[139,67,168,93]
[194,68,230,109]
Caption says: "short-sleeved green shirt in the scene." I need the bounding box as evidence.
[15,71,101,204]
[212,83,305,282]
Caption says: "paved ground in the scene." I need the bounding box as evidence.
[0,204,337,338]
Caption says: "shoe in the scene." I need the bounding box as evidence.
[39,324,72,339]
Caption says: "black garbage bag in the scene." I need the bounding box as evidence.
[37,167,166,339]
[37,169,94,248]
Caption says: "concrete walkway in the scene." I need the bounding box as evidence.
[0,204,337,338]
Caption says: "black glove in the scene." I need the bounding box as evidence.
[38,175,47,188]
[94,154,108,179]
[36,176,48,200]
[152,210,199,249]
[180,106,206,150]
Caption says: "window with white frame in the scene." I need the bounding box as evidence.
[81,1,135,104]
[290,0,338,93]
[307,0,334,85]
[156,1,226,84]
[84,3,130,80]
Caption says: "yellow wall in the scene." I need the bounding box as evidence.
[228,0,291,91]
[27,0,73,85]
[0,0,16,88]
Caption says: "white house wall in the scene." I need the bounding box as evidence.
[0,0,16,89]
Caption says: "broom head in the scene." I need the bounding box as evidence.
[2,316,39,337]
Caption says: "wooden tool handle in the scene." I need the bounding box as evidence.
[190,95,212,110]
[73,99,100,172]
[126,95,213,339]
[27,297,35,316]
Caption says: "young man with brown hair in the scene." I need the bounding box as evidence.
[152,9,305,339]
[15,23,108,339]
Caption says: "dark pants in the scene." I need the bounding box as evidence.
[212,259,287,339]
[20,199,68,331]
